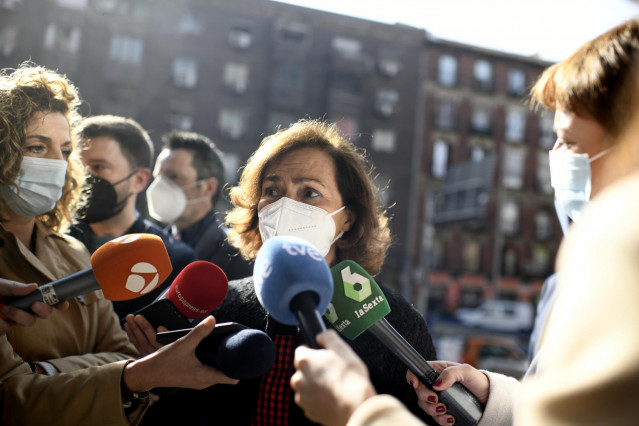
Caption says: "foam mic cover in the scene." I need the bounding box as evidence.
[156,323,276,380]
[7,233,171,310]
[328,260,484,426]
[215,329,276,380]
[253,236,333,347]
[132,261,229,330]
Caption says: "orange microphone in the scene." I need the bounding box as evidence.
[6,233,172,311]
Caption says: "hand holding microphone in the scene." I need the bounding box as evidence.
[3,233,172,311]
[156,322,276,380]
[125,260,229,356]
[327,260,484,426]
[253,236,334,348]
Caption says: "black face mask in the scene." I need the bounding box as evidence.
[76,172,135,224]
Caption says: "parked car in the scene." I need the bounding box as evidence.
[456,299,534,332]
[435,334,529,379]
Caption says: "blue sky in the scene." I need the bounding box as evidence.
[273,0,639,62]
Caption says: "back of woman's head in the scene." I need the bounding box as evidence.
[226,119,391,275]
[530,18,639,138]
[0,62,84,231]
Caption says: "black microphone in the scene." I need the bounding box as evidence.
[156,322,276,379]
[328,260,484,426]
[252,236,334,348]
[5,234,172,311]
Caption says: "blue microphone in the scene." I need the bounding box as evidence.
[253,236,333,348]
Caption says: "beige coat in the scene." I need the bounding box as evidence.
[516,171,639,425]
[0,221,146,425]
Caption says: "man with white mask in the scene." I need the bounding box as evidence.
[146,131,252,281]
[68,115,196,320]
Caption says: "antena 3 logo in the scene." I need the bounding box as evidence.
[125,262,160,295]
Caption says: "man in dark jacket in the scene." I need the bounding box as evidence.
[68,115,196,319]
[146,130,252,280]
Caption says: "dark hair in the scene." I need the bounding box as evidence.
[226,119,391,276]
[0,62,84,232]
[530,18,639,138]
[161,130,225,205]
[75,115,153,170]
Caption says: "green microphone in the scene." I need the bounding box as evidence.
[327,260,484,426]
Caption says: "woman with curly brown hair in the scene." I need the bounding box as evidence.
[0,63,237,426]
[143,119,437,426]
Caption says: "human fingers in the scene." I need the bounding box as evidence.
[124,315,158,356]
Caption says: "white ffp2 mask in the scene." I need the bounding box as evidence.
[258,197,345,256]
[0,156,67,217]
[549,147,611,222]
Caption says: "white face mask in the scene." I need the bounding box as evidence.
[0,156,67,217]
[548,147,612,222]
[146,175,208,224]
[258,197,346,257]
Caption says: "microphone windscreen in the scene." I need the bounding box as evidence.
[253,236,333,325]
[327,260,391,340]
[216,329,276,380]
[166,261,229,319]
[91,233,172,301]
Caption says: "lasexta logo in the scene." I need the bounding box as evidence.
[340,266,371,302]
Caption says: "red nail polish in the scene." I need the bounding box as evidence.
[436,406,446,413]
[447,418,455,424]
[433,378,443,387]
[427,395,437,403]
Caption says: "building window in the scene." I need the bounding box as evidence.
[223,62,249,94]
[505,108,526,142]
[332,116,359,140]
[0,0,22,9]
[0,26,17,56]
[536,151,553,194]
[173,56,198,89]
[169,113,193,131]
[531,244,551,277]
[228,26,252,50]
[44,23,81,53]
[507,69,526,96]
[371,129,396,153]
[374,172,391,207]
[55,0,87,9]
[378,58,401,77]
[432,140,450,179]
[436,99,456,130]
[500,201,520,235]
[268,111,296,132]
[470,146,486,162]
[502,146,526,189]
[331,36,362,59]
[218,108,246,140]
[471,106,492,135]
[473,59,493,92]
[538,113,555,149]
[374,88,399,117]
[535,209,553,240]
[178,13,204,35]
[462,240,482,273]
[502,244,518,276]
[438,54,457,87]
[109,35,143,64]
[275,20,310,45]
[273,62,304,92]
